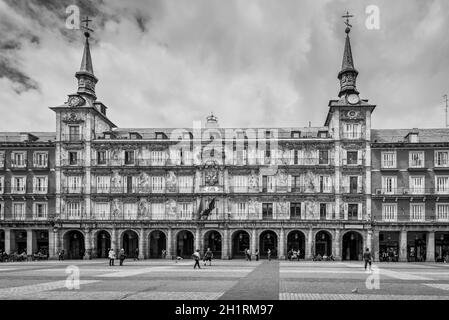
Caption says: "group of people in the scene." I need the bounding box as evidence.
[107,248,127,266]
[192,248,214,269]
[312,254,335,261]
[287,249,302,261]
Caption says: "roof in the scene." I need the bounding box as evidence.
[0,132,56,143]
[371,128,449,144]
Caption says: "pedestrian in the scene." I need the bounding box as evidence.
[267,248,271,261]
[246,248,252,261]
[119,248,126,266]
[58,249,64,261]
[108,248,115,266]
[203,248,213,266]
[363,248,373,272]
[134,247,139,261]
[192,249,201,269]
[162,249,167,259]
[255,249,259,261]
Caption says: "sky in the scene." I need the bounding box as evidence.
[0,0,448,131]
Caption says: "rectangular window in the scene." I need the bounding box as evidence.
[151,176,164,193]
[381,152,397,168]
[124,203,137,220]
[0,202,4,220]
[11,152,27,168]
[409,151,424,168]
[33,152,48,168]
[319,175,332,193]
[0,176,4,194]
[344,123,361,139]
[435,151,449,167]
[318,150,329,165]
[290,203,301,220]
[97,151,106,165]
[151,202,165,220]
[292,175,302,192]
[409,176,425,194]
[34,176,48,194]
[233,175,248,192]
[319,203,327,220]
[382,204,397,222]
[0,152,5,168]
[95,202,110,220]
[346,151,358,165]
[12,176,26,194]
[348,204,358,220]
[13,202,25,220]
[236,202,247,219]
[96,176,110,193]
[382,176,397,194]
[436,204,449,221]
[124,151,135,165]
[293,150,299,165]
[178,176,193,193]
[67,202,82,219]
[69,126,80,141]
[151,151,165,165]
[262,176,275,192]
[262,203,273,219]
[410,204,425,222]
[67,176,82,193]
[436,176,449,194]
[34,203,47,219]
[68,152,78,165]
[179,202,193,220]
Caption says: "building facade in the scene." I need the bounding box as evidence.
[0,25,448,262]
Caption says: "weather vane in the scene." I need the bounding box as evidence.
[81,16,94,37]
[342,11,354,31]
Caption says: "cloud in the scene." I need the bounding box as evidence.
[0,0,448,131]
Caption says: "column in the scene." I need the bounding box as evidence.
[279,228,285,259]
[399,230,407,262]
[222,228,229,260]
[27,229,34,256]
[139,228,145,259]
[366,230,373,252]
[4,228,11,254]
[333,229,341,261]
[373,230,380,261]
[251,229,257,258]
[111,228,117,251]
[84,229,92,259]
[426,231,435,262]
[306,228,313,259]
[167,228,173,259]
[195,227,201,252]
[48,228,55,259]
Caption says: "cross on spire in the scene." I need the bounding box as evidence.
[81,16,94,37]
[341,11,354,30]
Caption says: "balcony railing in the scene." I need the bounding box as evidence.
[374,188,448,195]
[342,159,364,166]
[11,160,27,169]
[62,187,84,194]
[91,186,195,194]
[61,159,85,167]
[61,134,84,142]
[341,187,364,194]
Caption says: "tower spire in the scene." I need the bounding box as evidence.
[338,11,359,98]
[75,16,98,101]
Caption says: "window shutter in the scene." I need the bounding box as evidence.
[358,203,363,220]
[344,203,348,220]
[326,203,332,220]
[287,175,292,192]
[301,202,306,220]
[342,149,347,166]
[357,176,363,194]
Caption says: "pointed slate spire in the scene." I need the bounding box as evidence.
[337,24,359,97]
[75,17,98,101]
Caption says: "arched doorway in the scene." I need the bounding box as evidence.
[0,230,5,252]
[96,230,111,258]
[149,230,166,258]
[64,230,85,259]
[342,231,363,261]
[35,230,49,256]
[176,230,194,258]
[122,230,139,258]
[204,230,222,258]
[287,230,306,259]
[232,230,250,258]
[259,230,278,259]
[315,231,332,257]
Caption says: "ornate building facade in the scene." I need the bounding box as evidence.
[0,24,448,262]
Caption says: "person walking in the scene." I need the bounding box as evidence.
[267,249,272,261]
[134,247,139,261]
[203,248,213,266]
[58,249,64,261]
[192,250,201,269]
[162,249,167,259]
[363,248,373,272]
[255,249,259,261]
[108,248,115,266]
[119,248,126,266]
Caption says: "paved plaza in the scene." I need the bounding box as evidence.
[0,259,449,300]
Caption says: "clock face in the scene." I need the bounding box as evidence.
[347,94,360,105]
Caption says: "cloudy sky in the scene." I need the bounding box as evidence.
[0,0,448,131]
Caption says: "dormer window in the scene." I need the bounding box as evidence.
[129,132,142,140]
[291,131,301,139]
[155,132,167,140]
[318,131,328,138]
[409,133,419,143]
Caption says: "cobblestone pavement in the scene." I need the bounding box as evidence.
[0,259,448,300]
